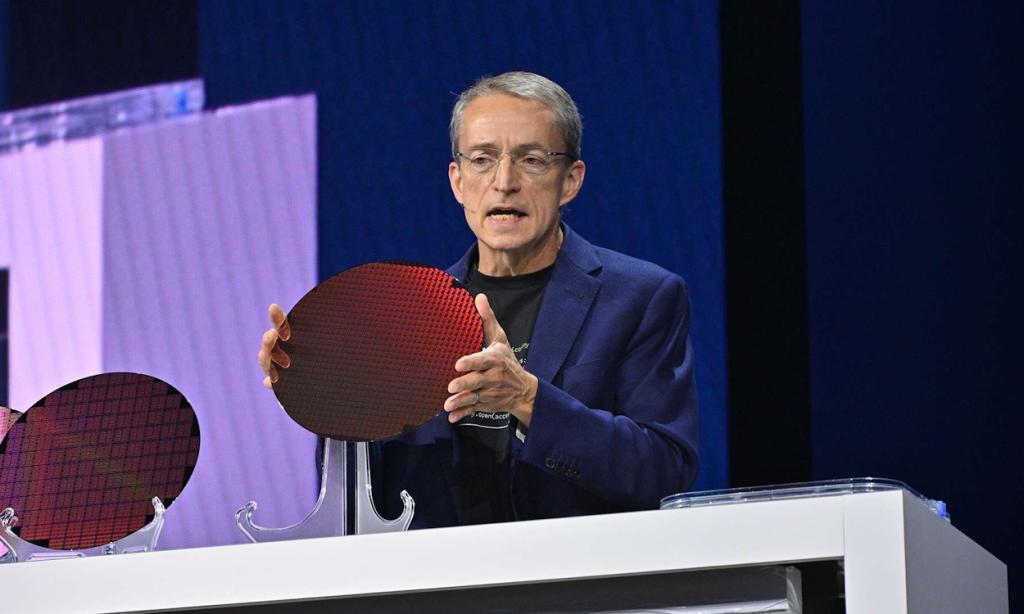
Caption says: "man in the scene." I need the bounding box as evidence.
[259,71,699,528]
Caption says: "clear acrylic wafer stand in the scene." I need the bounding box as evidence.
[0,497,166,563]
[235,439,414,542]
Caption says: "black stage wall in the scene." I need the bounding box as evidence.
[0,0,7,111]
[801,0,1024,602]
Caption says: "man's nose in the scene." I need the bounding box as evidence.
[492,154,520,192]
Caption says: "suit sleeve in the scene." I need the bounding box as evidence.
[517,273,699,510]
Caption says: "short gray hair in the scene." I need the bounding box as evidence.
[450,71,583,160]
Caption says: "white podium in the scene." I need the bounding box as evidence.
[0,488,1007,613]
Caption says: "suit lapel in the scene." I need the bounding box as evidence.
[526,225,602,384]
[441,224,602,421]
[436,224,601,519]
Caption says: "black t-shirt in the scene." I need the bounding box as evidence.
[457,261,554,524]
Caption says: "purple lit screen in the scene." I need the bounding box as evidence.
[0,95,318,550]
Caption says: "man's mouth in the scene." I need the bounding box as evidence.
[486,207,526,222]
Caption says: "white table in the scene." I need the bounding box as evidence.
[0,489,1007,613]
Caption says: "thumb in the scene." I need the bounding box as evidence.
[475,293,508,346]
[269,303,291,341]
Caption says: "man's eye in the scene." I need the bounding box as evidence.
[520,155,547,169]
[469,154,496,166]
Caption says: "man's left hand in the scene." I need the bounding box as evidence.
[445,293,538,427]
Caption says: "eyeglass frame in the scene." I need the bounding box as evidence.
[454,148,576,177]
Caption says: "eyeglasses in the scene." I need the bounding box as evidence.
[454,148,573,177]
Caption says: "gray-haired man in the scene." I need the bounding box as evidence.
[260,72,699,526]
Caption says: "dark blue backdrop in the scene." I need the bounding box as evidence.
[0,1,7,110]
[803,0,1024,601]
[198,0,728,490]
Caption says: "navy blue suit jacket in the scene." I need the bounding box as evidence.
[371,224,699,527]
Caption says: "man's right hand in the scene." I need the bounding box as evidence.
[258,303,292,389]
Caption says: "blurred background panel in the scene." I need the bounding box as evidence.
[0,93,319,550]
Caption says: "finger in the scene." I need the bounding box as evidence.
[260,365,279,385]
[269,304,291,341]
[475,293,509,346]
[447,372,485,394]
[454,348,498,373]
[270,343,291,368]
[261,327,279,350]
[259,329,279,372]
[447,406,477,423]
[443,390,479,412]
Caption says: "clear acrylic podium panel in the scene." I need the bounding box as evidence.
[662,477,951,521]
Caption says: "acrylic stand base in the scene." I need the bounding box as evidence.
[0,497,166,563]
[235,439,413,543]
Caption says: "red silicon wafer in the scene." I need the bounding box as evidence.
[273,262,482,441]
[0,373,200,550]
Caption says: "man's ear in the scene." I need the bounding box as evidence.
[559,159,586,206]
[449,161,465,205]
